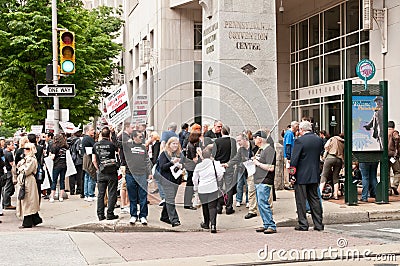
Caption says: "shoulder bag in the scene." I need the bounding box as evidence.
[212,161,227,205]
[18,171,26,200]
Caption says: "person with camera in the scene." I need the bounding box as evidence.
[92,127,119,221]
[124,130,153,225]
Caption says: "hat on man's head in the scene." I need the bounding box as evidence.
[374,96,383,102]
[253,130,268,139]
[0,136,5,140]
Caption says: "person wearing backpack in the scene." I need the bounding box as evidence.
[68,130,83,196]
[92,127,119,221]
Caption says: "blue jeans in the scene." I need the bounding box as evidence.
[125,174,148,218]
[84,171,96,197]
[359,162,378,200]
[51,167,67,191]
[236,171,248,204]
[255,184,276,230]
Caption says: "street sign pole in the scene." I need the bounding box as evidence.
[52,0,59,134]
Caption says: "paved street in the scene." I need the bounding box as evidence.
[0,189,399,265]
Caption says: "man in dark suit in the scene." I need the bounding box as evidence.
[212,125,237,214]
[290,121,324,231]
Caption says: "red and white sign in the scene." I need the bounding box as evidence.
[105,84,131,127]
[132,94,148,124]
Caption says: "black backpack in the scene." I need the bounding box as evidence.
[70,137,83,165]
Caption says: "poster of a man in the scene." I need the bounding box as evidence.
[352,96,383,151]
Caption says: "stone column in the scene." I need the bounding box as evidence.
[201,0,278,137]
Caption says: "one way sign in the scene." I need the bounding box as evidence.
[36,84,76,97]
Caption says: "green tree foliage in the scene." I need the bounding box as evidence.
[0,0,123,129]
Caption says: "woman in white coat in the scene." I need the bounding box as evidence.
[193,146,225,233]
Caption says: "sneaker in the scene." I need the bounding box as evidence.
[49,198,55,203]
[140,217,148,225]
[120,208,129,214]
[59,197,64,202]
[158,199,165,206]
[129,216,137,224]
[246,203,249,208]
[86,197,94,202]
[236,202,241,207]
[84,197,89,201]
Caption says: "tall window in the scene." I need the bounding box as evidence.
[290,0,369,90]
[194,23,202,50]
[194,62,202,124]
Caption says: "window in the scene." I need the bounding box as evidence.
[290,0,369,90]
[194,24,202,50]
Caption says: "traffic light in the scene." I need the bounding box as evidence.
[60,31,75,74]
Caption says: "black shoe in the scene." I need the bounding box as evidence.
[217,209,222,214]
[98,216,106,221]
[184,206,197,210]
[44,195,49,199]
[294,226,308,231]
[392,186,399,195]
[306,210,311,214]
[160,217,171,224]
[284,185,294,190]
[106,214,119,220]
[226,209,235,215]
[244,213,257,219]
[210,225,217,233]
[313,227,324,231]
[172,221,181,227]
[70,191,75,195]
[80,194,85,198]
[0,213,3,216]
[200,222,210,229]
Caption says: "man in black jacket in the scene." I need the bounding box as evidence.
[92,127,119,221]
[212,125,237,214]
[290,121,324,231]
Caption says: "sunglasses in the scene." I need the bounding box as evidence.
[24,148,31,150]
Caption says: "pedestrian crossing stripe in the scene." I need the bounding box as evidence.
[376,228,400,234]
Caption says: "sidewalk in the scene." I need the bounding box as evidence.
[4,185,398,232]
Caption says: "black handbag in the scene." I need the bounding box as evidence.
[18,172,26,200]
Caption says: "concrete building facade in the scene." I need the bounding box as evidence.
[121,0,400,137]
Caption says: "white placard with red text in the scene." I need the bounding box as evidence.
[105,84,131,127]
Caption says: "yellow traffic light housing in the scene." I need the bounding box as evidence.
[60,31,75,74]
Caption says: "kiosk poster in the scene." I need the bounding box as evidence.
[352,95,383,151]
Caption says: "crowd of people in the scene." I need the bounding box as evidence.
[0,116,398,233]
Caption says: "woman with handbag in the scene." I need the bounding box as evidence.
[16,143,43,228]
[184,127,202,209]
[193,146,225,233]
[49,134,68,203]
[158,137,184,227]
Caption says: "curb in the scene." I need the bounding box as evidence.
[62,210,400,232]
[277,210,400,227]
